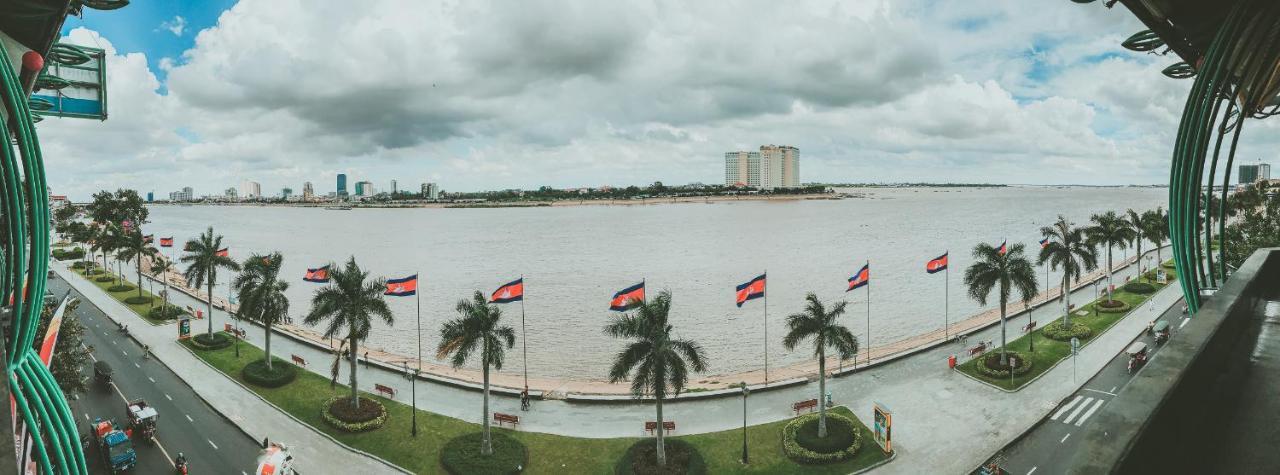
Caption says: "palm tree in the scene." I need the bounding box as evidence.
[782,293,858,438]
[1085,211,1135,302]
[233,253,290,371]
[149,256,172,309]
[604,290,708,467]
[180,227,241,336]
[1038,215,1098,326]
[96,224,122,283]
[1142,208,1169,268]
[304,257,393,409]
[116,227,158,300]
[964,243,1038,365]
[436,291,516,456]
[1126,209,1147,276]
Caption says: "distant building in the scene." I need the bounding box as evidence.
[725,145,800,190]
[390,179,398,194]
[146,191,153,202]
[169,186,194,202]
[50,194,70,209]
[282,187,293,199]
[355,181,374,197]
[422,182,439,200]
[225,187,238,200]
[1239,163,1271,184]
[302,181,314,201]
[240,180,261,199]
[336,173,348,197]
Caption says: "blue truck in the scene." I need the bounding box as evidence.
[91,418,136,473]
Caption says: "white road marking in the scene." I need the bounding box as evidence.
[155,438,176,468]
[1180,318,1190,329]
[1075,398,1107,426]
[1050,396,1083,420]
[133,363,140,369]
[1028,467,1038,475]
[148,377,156,383]
[208,439,219,450]
[165,394,173,401]
[1060,433,1071,443]
[1062,397,1094,425]
[1110,386,1117,393]
[112,340,117,345]
[121,351,128,357]
[1083,388,1117,396]
[88,353,97,362]
[185,414,193,422]
[83,413,88,421]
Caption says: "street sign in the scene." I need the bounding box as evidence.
[29,43,107,120]
[873,402,893,453]
[1157,270,1168,284]
[1070,337,1080,355]
[178,318,191,340]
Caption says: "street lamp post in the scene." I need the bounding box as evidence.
[740,382,749,464]
[1093,280,1100,317]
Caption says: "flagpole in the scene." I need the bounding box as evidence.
[945,251,950,343]
[412,270,420,437]
[763,270,768,386]
[865,261,871,364]
[520,274,528,391]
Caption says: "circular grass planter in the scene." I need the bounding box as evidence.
[613,438,705,475]
[241,358,298,388]
[94,276,114,283]
[123,295,153,305]
[106,284,135,293]
[782,412,861,465]
[442,432,530,475]
[191,332,232,350]
[321,396,387,432]
[976,350,1033,378]
[1123,282,1157,294]
[1042,320,1093,342]
[147,305,184,321]
[1096,299,1132,314]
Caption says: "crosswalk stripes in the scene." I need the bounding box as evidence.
[1062,397,1093,424]
[1049,395,1108,426]
[1075,398,1106,426]
[1050,396,1082,421]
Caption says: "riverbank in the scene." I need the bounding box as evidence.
[140,192,841,209]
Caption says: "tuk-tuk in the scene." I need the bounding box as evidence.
[1153,320,1170,345]
[94,361,113,386]
[126,399,158,443]
[1126,342,1148,374]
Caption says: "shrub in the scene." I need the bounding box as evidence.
[613,437,704,475]
[147,305,185,321]
[1123,282,1157,294]
[443,432,530,475]
[782,412,861,465]
[94,276,114,283]
[191,332,232,350]
[71,261,86,269]
[1162,261,1176,269]
[107,284,135,293]
[975,350,1033,378]
[1042,320,1093,341]
[124,295,153,305]
[241,358,298,388]
[52,248,85,260]
[1096,299,1131,313]
[321,396,387,432]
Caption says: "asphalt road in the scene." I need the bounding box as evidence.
[983,297,1188,475]
[49,274,264,474]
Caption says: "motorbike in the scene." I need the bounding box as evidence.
[174,460,188,474]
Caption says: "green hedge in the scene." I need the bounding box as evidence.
[442,432,530,475]
[782,412,861,465]
[241,358,298,388]
[1042,320,1094,341]
[974,350,1034,378]
[71,261,87,269]
[191,332,233,350]
[147,305,185,321]
[123,295,153,305]
[1123,282,1156,294]
[1095,300,1132,314]
[94,276,114,283]
[614,437,705,475]
[52,248,85,260]
[321,396,387,432]
[106,284,134,292]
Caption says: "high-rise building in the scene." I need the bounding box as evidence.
[355,181,374,197]
[282,187,293,199]
[146,191,153,202]
[422,182,439,200]
[337,173,348,197]
[302,181,314,201]
[724,145,800,190]
[169,186,194,202]
[1239,163,1271,184]
[390,179,398,194]
[240,180,261,199]
[225,187,238,200]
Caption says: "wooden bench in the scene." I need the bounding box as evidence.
[968,343,987,356]
[494,412,520,427]
[792,399,818,415]
[291,354,307,367]
[644,421,675,435]
[374,383,396,399]
[1022,321,1037,333]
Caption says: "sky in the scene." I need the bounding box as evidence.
[36,0,1280,200]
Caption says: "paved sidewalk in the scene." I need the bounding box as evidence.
[53,263,406,474]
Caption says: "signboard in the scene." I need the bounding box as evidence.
[873,402,893,453]
[1156,271,1168,284]
[29,43,107,120]
[1071,337,1080,355]
[178,318,191,340]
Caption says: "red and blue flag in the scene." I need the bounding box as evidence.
[847,264,869,291]
[1039,238,1049,249]
[490,278,524,304]
[159,237,173,247]
[610,282,645,311]
[735,274,766,307]
[303,265,330,283]
[215,248,229,257]
[385,274,418,297]
[926,253,948,274]
[997,240,1007,255]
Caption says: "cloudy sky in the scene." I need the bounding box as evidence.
[40,0,1268,200]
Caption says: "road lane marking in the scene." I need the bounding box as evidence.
[155,438,176,468]
[1028,467,1038,475]
[112,340,117,345]
[1083,388,1117,396]
[88,353,97,362]
[133,363,140,369]
[1075,398,1106,426]
[165,394,173,401]
[1180,318,1190,329]
[1110,386,1117,393]
[208,439,219,450]
[1061,433,1071,443]
[148,377,156,383]
[83,413,88,421]
[121,351,128,356]
[1050,396,1083,420]
[1062,397,1094,425]
[185,414,193,422]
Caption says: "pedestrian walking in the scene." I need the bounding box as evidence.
[364,351,369,368]
[520,388,530,411]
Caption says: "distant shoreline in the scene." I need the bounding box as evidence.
[141,192,845,209]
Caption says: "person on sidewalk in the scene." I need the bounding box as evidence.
[520,388,530,411]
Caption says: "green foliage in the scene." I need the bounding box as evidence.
[1124,282,1157,294]
[94,276,114,283]
[34,300,91,397]
[441,432,530,475]
[1095,300,1132,313]
[147,305,185,321]
[241,358,298,388]
[106,284,134,293]
[191,332,232,350]
[782,413,861,464]
[321,396,387,432]
[1042,320,1094,341]
[70,261,86,269]
[974,351,1033,378]
[614,438,706,475]
[123,295,152,305]
[87,189,148,226]
[51,248,84,260]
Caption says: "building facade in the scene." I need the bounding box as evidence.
[724,145,800,190]
[302,181,314,201]
[390,179,398,194]
[355,180,374,197]
[422,182,440,200]
[240,180,261,199]
[169,186,193,202]
[225,187,238,200]
[337,173,348,196]
[1239,163,1271,184]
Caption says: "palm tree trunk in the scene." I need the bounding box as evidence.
[655,393,667,466]
[136,257,144,299]
[999,300,1008,366]
[206,280,215,336]
[818,348,828,438]
[1105,245,1113,301]
[265,321,273,371]
[482,362,493,456]
[349,331,360,409]
[1062,274,1072,327]
[1137,240,1144,282]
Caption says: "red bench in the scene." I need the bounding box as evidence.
[644,421,675,435]
[792,399,818,415]
[1023,321,1037,333]
[494,412,520,427]
[374,383,396,399]
[968,343,987,356]
[291,354,307,367]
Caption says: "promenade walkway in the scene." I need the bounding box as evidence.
[62,247,1175,473]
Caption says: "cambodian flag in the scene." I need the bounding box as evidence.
[215,248,229,257]
[159,237,174,247]
[997,240,1007,256]
[385,274,418,297]
[610,282,645,311]
[143,234,154,243]
[847,264,869,291]
[490,278,524,304]
[303,265,330,283]
[1039,238,1049,249]
[735,274,766,307]
[926,253,948,274]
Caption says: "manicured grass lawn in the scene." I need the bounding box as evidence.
[183,335,891,474]
[957,262,1179,391]
[71,265,183,325]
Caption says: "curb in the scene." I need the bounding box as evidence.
[852,449,897,475]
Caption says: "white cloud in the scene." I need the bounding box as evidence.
[159,16,187,36]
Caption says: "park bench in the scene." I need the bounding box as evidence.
[968,342,987,356]
[494,412,520,427]
[644,421,675,435]
[1023,321,1037,333]
[374,383,396,399]
[792,399,818,415]
[291,354,307,367]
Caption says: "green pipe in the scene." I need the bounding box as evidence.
[9,378,54,475]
